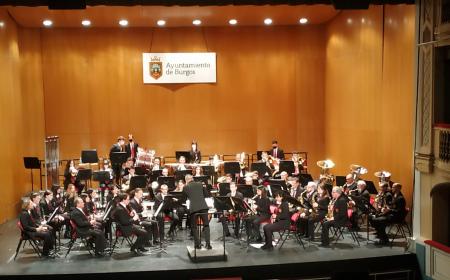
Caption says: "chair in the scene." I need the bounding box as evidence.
[388,208,411,247]
[277,212,305,250]
[331,209,360,246]
[109,222,135,255]
[14,221,42,260]
[65,220,94,257]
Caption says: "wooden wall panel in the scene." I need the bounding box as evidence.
[41,26,326,175]
[0,9,45,223]
[324,5,415,206]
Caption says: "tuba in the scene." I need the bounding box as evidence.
[317,159,335,185]
[350,164,368,181]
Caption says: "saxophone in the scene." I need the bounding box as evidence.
[297,189,308,214]
[327,197,336,220]
[308,192,319,219]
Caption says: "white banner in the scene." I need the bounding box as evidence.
[143,52,216,84]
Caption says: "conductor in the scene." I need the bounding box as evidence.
[183,174,212,250]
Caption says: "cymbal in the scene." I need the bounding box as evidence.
[374,170,391,178]
[317,159,335,169]
[350,164,368,174]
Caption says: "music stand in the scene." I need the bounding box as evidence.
[110,152,127,165]
[81,150,99,164]
[279,160,295,175]
[224,162,240,175]
[76,169,92,181]
[23,157,41,191]
[175,151,191,163]
[92,171,110,182]
[218,183,230,196]
[251,162,270,177]
[267,184,283,197]
[129,175,147,190]
[214,196,234,212]
[364,180,378,195]
[150,169,163,182]
[256,151,263,161]
[194,175,209,185]
[268,179,288,191]
[237,185,254,198]
[230,197,247,212]
[157,176,175,191]
[175,169,192,181]
[284,196,302,208]
[202,166,215,176]
[299,173,314,187]
[335,175,346,187]
[135,166,148,176]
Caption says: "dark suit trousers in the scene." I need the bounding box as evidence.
[370,215,390,242]
[131,224,149,249]
[263,220,289,246]
[190,209,210,247]
[80,229,106,253]
[30,231,54,255]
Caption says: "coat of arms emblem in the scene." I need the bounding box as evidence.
[149,56,162,79]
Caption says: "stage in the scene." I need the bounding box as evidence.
[0,218,420,280]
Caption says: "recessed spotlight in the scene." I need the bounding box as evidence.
[229,19,238,25]
[0,21,4,28]
[299,18,308,24]
[81,20,91,27]
[157,20,166,26]
[119,19,128,27]
[43,19,53,27]
[264,18,272,25]
[192,19,202,26]
[347,18,353,24]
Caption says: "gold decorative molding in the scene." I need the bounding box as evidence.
[415,152,434,173]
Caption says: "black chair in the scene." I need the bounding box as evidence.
[14,221,42,260]
[109,222,135,255]
[332,209,360,246]
[65,220,94,257]
[388,208,411,247]
[277,213,306,250]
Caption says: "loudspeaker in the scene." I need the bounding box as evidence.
[332,0,369,10]
[48,0,86,10]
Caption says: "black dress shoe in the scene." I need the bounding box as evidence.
[139,247,149,252]
[261,244,273,250]
[205,244,212,250]
[95,252,106,257]
[225,232,231,237]
[375,239,389,246]
[195,244,202,249]
[255,237,263,243]
[319,243,330,248]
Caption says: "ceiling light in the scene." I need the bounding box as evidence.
[347,18,353,24]
[229,19,238,25]
[264,18,272,25]
[299,18,308,24]
[119,19,128,27]
[81,20,91,27]
[43,19,53,27]
[192,19,202,26]
[157,20,166,26]
[0,21,4,28]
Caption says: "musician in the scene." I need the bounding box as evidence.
[343,174,357,194]
[279,171,289,188]
[297,181,317,235]
[19,198,55,257]
[64,184,78,213]
[84,190,99,215]
[244,176,257,194]
[121,166,136,191]
[29,192,43,222]
[109,136,126,184]
[154,184,179,240]
[129,188,158,245]
[173,180,189,230]
[189,141,201,164]
[349,180,371,230]
[220,182,244,238]
[114,193,149,254]
[260,151,274,176]
[41,191,64,222]
[372,182,393,215]
[152,157,162,171]
[183,174,212,250]
[304,184,330,241]
[270,140,285,160]
[161,167,170,177]
[99,159,114,205]
[236,152,247,178]
[370,183,407,246]
[193,166,204,177]
[176,156,188,171]
[70,197,107,256]
[121,157,134,178]
[291,152,304,175]
[320,186,348,247]
[63,160,80,190]
[261,192,289,249]
[106,184,120,206]
[247,186,271,242]
[125,134,139,162]
[288,177,303,199]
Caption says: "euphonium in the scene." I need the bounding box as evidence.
[327,197,336,220]
[296,189,309,214]
[309,192,319,218]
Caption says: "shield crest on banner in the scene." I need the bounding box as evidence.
[149,61,162,79]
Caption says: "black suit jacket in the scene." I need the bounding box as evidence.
[255,197,271,217]
[333,195,348,226]
[270,148,285,160]
[275,201,290,224]
[226,191,244,200]
[129,198,143,214]
[70,208,93,236]
[351,189,370,212]
[109,143,123,160]
[114,204,135,236]
[389,192,407,221]
[19,210,39,233]
[125,142,139,159]
[183,181,208,213]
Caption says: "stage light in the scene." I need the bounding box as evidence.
[264,18,272,25]
[229,19,237,25]
[192,19,202,26]
[119,19,128,27]
[43,19,53,27]
[299,18,308,24]
[157,20,166,26]
[81,20,91,27]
